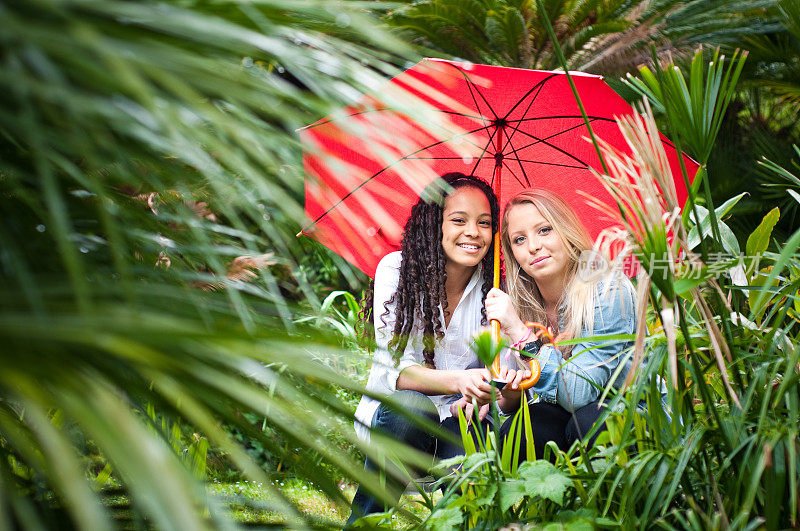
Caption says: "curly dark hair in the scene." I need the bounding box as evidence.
[360,172,500,369]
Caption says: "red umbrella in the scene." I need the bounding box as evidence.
[299,58,697,278]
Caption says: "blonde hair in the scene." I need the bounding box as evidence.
[500,189,596,350]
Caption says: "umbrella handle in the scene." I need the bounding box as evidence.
[490,347,501,378]
[517,358,541,390]
[491,351,541,389]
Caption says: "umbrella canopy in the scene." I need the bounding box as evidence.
[299,58,698,278]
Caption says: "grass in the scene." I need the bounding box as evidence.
[209,479,436,526]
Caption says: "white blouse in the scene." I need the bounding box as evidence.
[354,251,485,441]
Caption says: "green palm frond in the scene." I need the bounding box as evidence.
[384,0,492,62]
[0,0,434,527]
[578,0,780,75]
[758,145,800,237]
[384,0,783,76]
[741,1,800,113]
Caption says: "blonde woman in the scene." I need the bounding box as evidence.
[486,189,636,459]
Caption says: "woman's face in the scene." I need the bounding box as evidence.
[440,186,493,270]
[506,202,569,286]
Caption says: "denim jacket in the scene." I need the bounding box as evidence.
[524,275,636,412]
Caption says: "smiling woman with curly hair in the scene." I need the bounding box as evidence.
[348,172,525,523]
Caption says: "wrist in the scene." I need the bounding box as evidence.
[508,322,530,344]
[497,392,521,414]
[448,370,468,395]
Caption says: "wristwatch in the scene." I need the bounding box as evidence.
[516,338,542,390]
[520,337,543,358]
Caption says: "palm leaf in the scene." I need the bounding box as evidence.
[0,0,436,526]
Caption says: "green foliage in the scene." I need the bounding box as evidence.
[745,0,800,109]
[145,404,209,481]
[627,2,800,243]
[0,0,420,527]
[383,0,781,75]
[686,193,747,254]
[403,25,800,528]
[299,289,364,347]
[625,47,748,166]
[624,47,749,268]
[759,144,800,235]
[418,404,576,529]
[746,207,781,256]
[3,0,800,528]
[471,328,508,368]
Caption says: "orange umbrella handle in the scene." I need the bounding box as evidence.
[517,358,541,390]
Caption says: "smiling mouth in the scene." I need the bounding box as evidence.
[532,256,549,265]
[457,243,481,252]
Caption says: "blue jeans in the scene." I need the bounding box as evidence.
[347,390,486,525]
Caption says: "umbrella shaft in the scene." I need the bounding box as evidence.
[490,128,504,373]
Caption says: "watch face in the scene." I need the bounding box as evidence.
[520,339,542,358]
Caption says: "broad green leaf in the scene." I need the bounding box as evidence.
[499,479,527,512]
[718,220,742,255]
[750,227,800,317]
[562,517,596,531]
[687,193,745,253]
[461,452,489,471]
[474,482,498,506]
[674,274,709,298]
[518,460,572,505]
[350,511,393,529]
[426,506,463,531]
[707,192,747,222]
[746,207,780,256]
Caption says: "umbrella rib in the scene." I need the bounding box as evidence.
[510,159,588,169]
[502,74,560,121]
[417,120,503,158]
[471,127,500,179]
[464,83,494,145]
[303,107,406,129]
[500,160,531,188]
[502,135,534,187]
[512,128,594,167]
[406,155,492,161]
[304,107,490,130]
[507,114,616,124]
[414,122,500,155]
[504,113,611,150]
[507,118,599,154]
[446,125,499,153]
[502,77,553,148]
[304,127,497,230]
[447,63,498,134]
[436,109,491,122]
[501,117,599,185]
